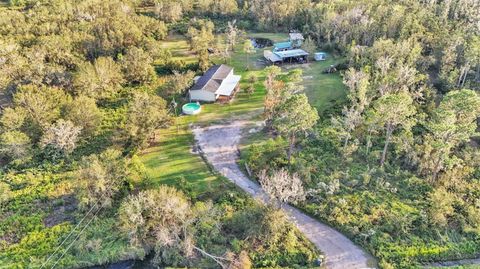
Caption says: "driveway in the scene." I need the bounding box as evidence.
[193,121,376,269]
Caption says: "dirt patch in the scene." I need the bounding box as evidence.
[43,194,77,227]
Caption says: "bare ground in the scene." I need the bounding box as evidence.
[193,120,377,269]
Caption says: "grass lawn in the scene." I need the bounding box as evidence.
[158,35,198,64]
[295,57,347,115]
[139,121,230,196]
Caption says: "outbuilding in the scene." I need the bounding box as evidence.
[273,41,293,52]
[314,52,327,61]
[264,49,309,64]
[189,65,241,103]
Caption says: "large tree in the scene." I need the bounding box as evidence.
[367,91,416,167]
[76,149,128,210]
[0,131,31,164]
[13,85,69,137]
[125,91,170,149]
[73,57,124,99]
[121,48,157,85]
[40,119,82,158]
[63,95,102,136]
[272,94,319,162]
[419,89,480,182]
[187,19,215,72]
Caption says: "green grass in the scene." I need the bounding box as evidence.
[139,124,224,195]
[298,57,347,114]
[248,32,289,43]
[158,35,198,64]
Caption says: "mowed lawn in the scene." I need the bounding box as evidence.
[139,122,226,195]
[141,33,346,192]
[298,57,347,115]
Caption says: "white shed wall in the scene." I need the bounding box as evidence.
[189,90,216,102]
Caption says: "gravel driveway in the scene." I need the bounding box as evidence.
[193,121,376,269]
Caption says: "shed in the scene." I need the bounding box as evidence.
[314,52,327,61]
[274,49,309,59]
[264,49,309,64]
[264,50,283,63]
[189,64,241,103]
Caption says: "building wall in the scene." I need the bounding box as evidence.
[189,90,216,102]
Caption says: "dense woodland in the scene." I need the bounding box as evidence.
[0,0,479,268]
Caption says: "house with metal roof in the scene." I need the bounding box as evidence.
[189,65,241,102]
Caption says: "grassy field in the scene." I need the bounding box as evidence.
[293,58,347,115]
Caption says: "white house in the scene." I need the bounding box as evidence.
[189,65,241,103]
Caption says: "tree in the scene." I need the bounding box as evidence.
[263,66,283,122]
[247,74,258,84]
[419,89,480,182]
[0,107,27,132]
[153,0,183,22]
[0,181,12,205]
[187,19,215,72]
[264,65,281,92]
[162,70,196,97]
[63,95,102,136]
[428,187,456,227]
[242,40,255,70]
[244,84,255,98]
[119,187,199,267]
[73,57,124,99]
[367,92,416,167]
[77,149,128,210]
[287,69,303,85]
[125,91,170,150]
[13,85,69,137]
[0,131,31,164]
[40,119,82,158]
[226,251,252,269]
[258,168,305,205]
[121,47,156,85]
[119,186,192,247]
[302,36,317,58]
[226,20,239,52]
[272,94,319,161]
[336,68,370,150]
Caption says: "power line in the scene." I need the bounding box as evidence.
[40,200,101,268]
[41,168,124,268]
[49,204,105,269]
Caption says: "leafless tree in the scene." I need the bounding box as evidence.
[258,168,305,206]
[41,119,82,154]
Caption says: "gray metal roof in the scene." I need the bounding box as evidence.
[274,49,309,58]
[191,65,233,93]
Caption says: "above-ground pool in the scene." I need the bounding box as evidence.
[182,103,201,115]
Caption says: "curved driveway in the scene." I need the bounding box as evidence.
[193,121,376,269]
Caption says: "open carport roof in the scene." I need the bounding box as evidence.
[274,49,309,59]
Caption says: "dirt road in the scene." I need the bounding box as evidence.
[193,121,376,269]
